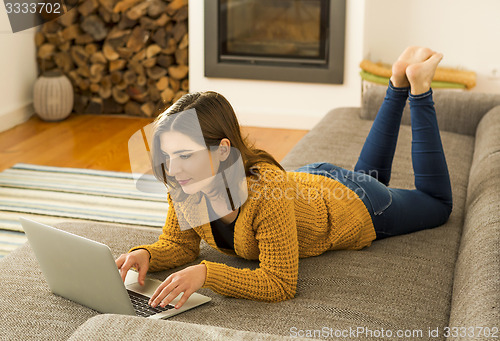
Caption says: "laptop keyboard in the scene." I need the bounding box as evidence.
[127,289,175,317]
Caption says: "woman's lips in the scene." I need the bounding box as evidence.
[177,179,191,185]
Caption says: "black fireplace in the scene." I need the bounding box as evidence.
[204,0,346,84]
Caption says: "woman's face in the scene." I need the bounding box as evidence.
[160,131,222,195]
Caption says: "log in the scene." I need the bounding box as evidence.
[35,32,45,47]
[147,66,167,80]
[156,76,169,91]
[175,47,188,65]
[75,34,94,45]
[90,52,107,64]
[116,47,134,59]
[142,57,157,68]
[62,24,80,41]
[127,26,150,53]
[167,65,188,80]
[156,54,175,69]
[152,28,167,48]
[126,1,151,21]
[173,6,188,21]
[85,43,99,55]
[146,44,162,59]
[112,87,130,104]
[78,0,98,16]
[90,83,100,93]
[123,70,137,84]
[130,49,146,63]
[127,85,148,102]
[90,63,106,83]
[181,79,189,91]
[171,20,187,42]
[59,41,70,52]
[161,87,175,102]
[169,78,180,93]
[97,0,114,12]
[178,33,188,50]
[54,52,73,72]
[81,15,108,41]
[154,13,170,27]
[137,74,147,86]
[139,17,157,31]
[58,7,78,26]
[38,43,56,59]
[162,38,177,55]
[70,45,89,67]
[103,42,120,61]
[166,0,187,16]
[113,0,141,13]
[110,71,123,84]
[148,0,167,18]
[109,59,127,72]
[141,102,155,117]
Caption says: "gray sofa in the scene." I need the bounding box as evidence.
[1,86,499,340]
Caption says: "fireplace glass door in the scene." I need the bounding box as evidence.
[220,0,329,65]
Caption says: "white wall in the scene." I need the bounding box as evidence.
[0,9,37,132]
[363,0,500,94]
[189,0,367,130]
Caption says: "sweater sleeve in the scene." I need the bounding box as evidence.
[129,193,201,272]
[201,179,299,302]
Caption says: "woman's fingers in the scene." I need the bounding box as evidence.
[149,276,172,305]
[172,290,193,309]
[159,285,184,308]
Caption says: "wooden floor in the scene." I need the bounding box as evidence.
[0,114,309,172]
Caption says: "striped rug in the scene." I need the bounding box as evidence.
[0,163,169,259]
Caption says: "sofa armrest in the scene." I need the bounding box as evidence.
[67,314,312,341]
[447,106,500,334]
[361,86,500,136]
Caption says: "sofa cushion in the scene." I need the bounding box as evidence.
[68,314,312,341]
[448,106,500,329]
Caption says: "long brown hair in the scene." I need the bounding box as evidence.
[151,91,285,201]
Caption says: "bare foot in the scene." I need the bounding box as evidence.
[390,46,435,88]
[406,52,443,95]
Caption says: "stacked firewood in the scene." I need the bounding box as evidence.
[35,0,188,117]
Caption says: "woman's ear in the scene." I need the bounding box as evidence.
[218,138,231,162]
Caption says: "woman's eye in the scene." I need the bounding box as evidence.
[179,154,191,159]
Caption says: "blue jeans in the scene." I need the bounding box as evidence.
[293,83,453,240]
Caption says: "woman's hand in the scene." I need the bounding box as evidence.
[149,264,207,310]
[115,249,150,285]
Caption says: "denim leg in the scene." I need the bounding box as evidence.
[354,82,409,186]
[372,89,453,240]
[408,89,453,212]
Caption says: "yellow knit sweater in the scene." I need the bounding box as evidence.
[130,162,376,302]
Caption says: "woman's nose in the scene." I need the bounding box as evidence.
[167,156,182,175]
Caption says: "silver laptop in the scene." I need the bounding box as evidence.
[20,217,211,319]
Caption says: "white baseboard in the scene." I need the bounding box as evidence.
[0,103,34,133]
